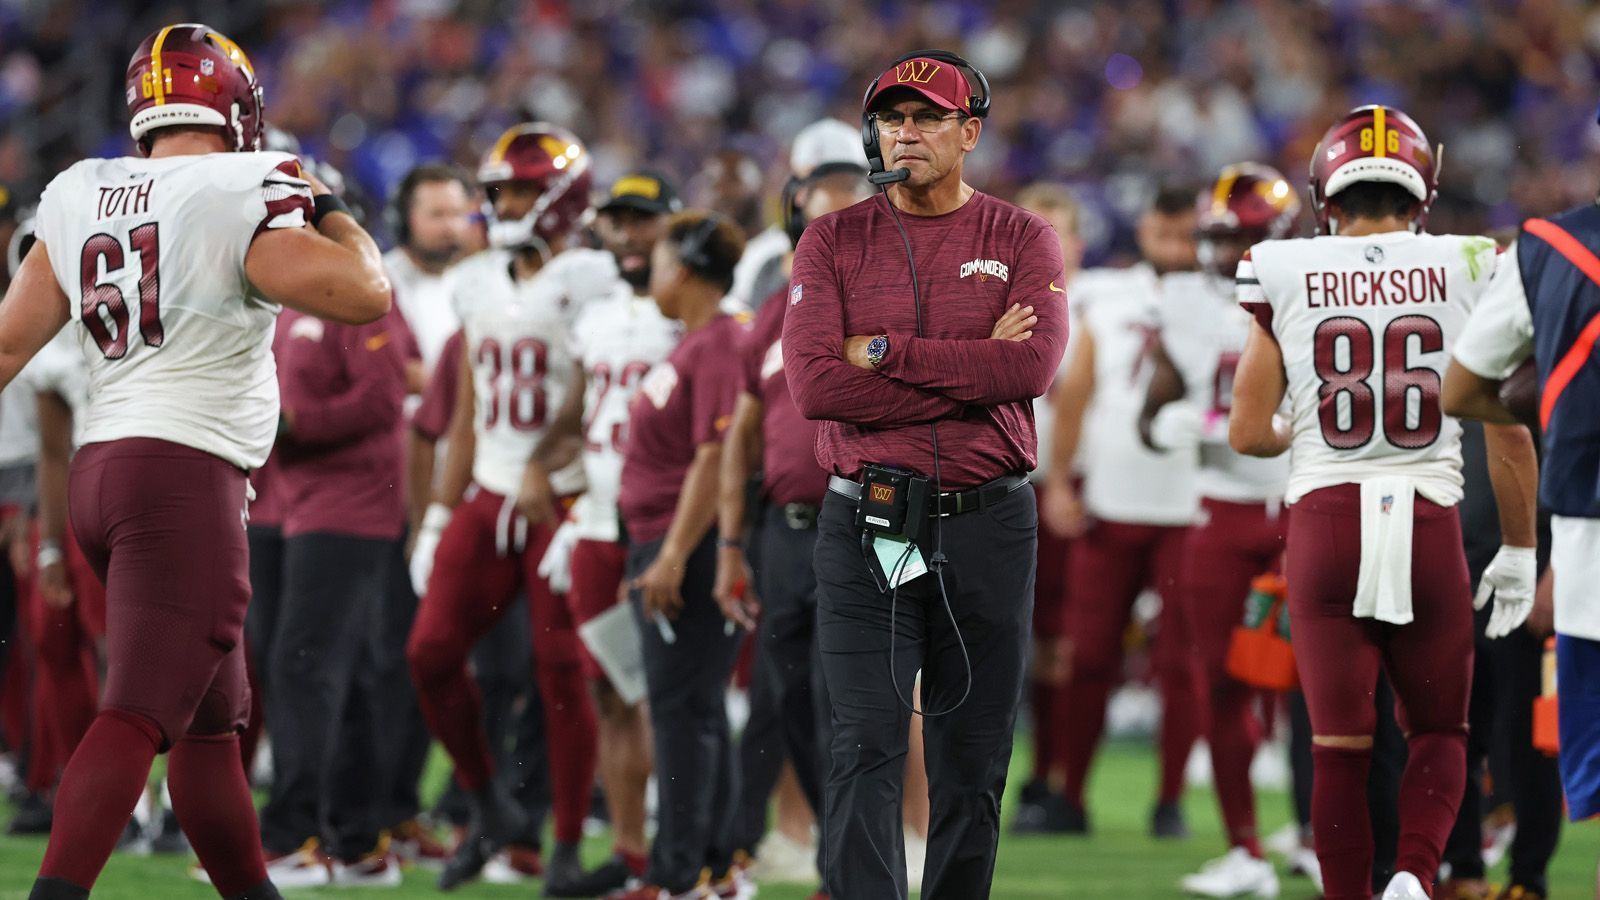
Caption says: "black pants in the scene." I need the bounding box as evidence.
[257,532,391,860]
[814,486,1034,900]
[1443,617,1562,892]
[365,539,433,829]
[631,533,742,893]
[732,508,830,855]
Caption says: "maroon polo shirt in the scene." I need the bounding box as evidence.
[782,191,1068,489]
[273,306,410,540]
[619,313,747,544]
[745,289,828,506]
[413,328,464,442]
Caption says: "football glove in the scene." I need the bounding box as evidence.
[1475,545,1537,639]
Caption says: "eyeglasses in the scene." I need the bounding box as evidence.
[872,110,967,134]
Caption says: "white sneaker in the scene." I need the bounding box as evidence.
[1263,825,1301,860]
[748,831,818,884]
[1288,847,1322,894]
[1381,871,1430,900]
[904,832,927,889]
[1180,847,1280,898]
[265,839,333,888]
[330,851,403,887]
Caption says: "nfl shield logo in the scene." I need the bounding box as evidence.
[1380,494,1394,514]
[200,58,215,76]
[789,283,803,306]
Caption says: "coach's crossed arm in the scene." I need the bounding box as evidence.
[783,225,968,427]
[871,227,1068,406]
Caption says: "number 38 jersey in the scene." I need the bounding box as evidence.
[448,246,620,499]
[32,151,312,469]
[1238,232,1501,505]
[568,288,681,541]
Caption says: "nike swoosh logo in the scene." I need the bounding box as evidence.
[1048,281,1064,293]
[365,333,392,351]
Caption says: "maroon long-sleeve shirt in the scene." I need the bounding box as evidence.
[745,287,828,506]
[273,306,410,540]
[782,191,1068,489]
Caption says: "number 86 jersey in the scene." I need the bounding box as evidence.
[32,151,313,470]
[449,246,620,499]
[1238,232,1501,505]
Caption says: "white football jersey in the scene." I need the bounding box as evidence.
[384,247,459,373]
[568,287,682,541]
[1074,264,1199,526]
[17,331,90,447]
[1158,271,1289,503]
[1239,232,1501,505]
[33,151,311,470]
[1031,272,1083,482]
[450,246,620,499]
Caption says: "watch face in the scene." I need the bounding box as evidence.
[867,335,888,364]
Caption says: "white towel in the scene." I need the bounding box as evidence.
[1353,477,1415,625]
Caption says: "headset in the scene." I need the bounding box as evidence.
[782,161,872,246]
[860,49,990,185]
[676,212,727,277]
[856,49,992,718]
[387,163,471,248]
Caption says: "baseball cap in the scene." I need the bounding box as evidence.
[599,170,682,215]
[790,119,865,179]
[865,56,975,115]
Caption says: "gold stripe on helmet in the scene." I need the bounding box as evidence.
[1373,106,1387,158]
[149,24,175,105]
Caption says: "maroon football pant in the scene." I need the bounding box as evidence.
[39,438,262,893]
[407,487,597,844]
[1181,498,1286,854]
[1058,519,1196,808]
[567,538,628,682]
[1286,484,1472,900]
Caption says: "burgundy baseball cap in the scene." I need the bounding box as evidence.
[865,56,975,114]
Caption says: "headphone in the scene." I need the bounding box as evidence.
[860,49,991,184]
[387,163,470,248]
[676,212,727,277]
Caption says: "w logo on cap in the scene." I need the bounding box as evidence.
[896,60,940,84]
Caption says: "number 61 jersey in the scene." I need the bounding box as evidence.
[449,246,620,499]
[1238,232,1500,505]
[32,151,313,470]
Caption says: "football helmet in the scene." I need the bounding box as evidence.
[126,23,264,154]
[1197,162,1300,276]
[1308,104,1440,235]
[478,123,593,255]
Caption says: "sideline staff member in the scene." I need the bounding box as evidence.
[783,51,1068,899]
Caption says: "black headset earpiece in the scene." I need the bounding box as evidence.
[677,213,725,273]
[859,48,992,177]
[387,168,422,247]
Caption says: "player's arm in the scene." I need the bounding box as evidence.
[518,361,587,526]
[1040,326,1093,538]
[1476,421,1541,638]
[1228,320,1291,457]
[0,242,70,394]
[1136,341,1191,451]
[433,347,477,510]
[713,392,764,628]
[1443,244,1534,426]
[783,224,966,426]
[33,389,74,609]
[246,178,391,326]
[872,227,1069,405]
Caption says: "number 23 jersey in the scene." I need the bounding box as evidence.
[1239,232,1501,505]
[33,151,313,470]
[449,246,620,498]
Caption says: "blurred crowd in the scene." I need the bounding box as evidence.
[3,0,1600,263]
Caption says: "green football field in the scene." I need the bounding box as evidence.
[1,738,1596,899]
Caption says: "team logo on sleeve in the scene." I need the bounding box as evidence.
[959,258,1010,282]
[789,283,803,306]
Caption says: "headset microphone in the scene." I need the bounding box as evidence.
[867,167,911,186]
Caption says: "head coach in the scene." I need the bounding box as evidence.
[780,50,1068,899]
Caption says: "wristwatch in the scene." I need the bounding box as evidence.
[866,335,890,369]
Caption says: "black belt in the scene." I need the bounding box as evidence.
[827,472,1029,518]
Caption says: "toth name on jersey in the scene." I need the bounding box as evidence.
[1302,266,1448,308]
